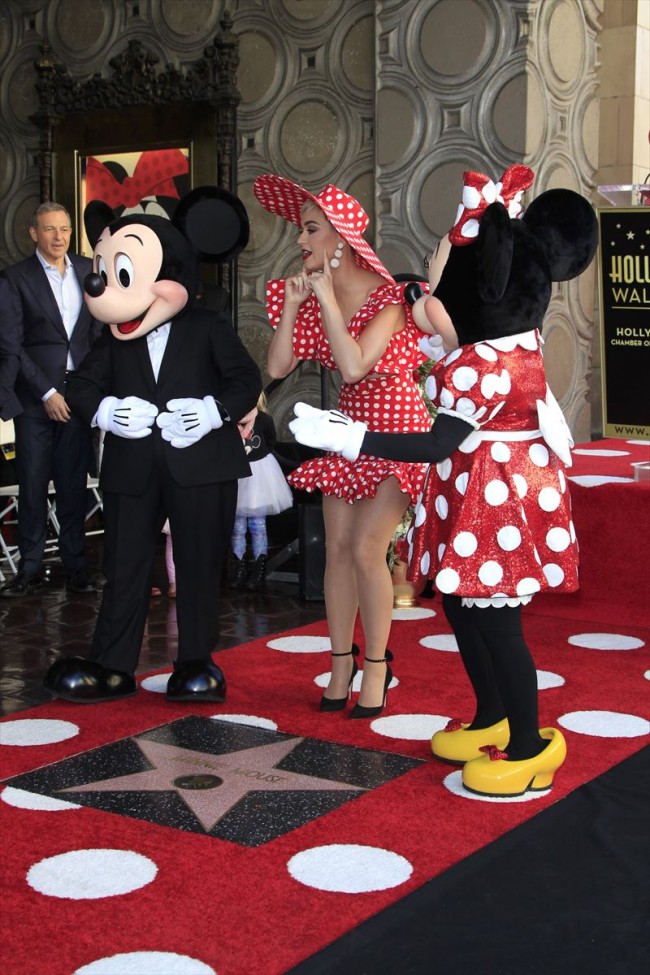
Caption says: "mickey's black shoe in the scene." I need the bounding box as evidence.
[43,656,137,703]
[166,659,227,702]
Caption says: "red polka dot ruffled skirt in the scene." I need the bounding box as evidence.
[288,375,431,505]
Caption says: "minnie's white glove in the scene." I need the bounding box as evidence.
[537,387,574,467]
[156,395,223,449]
[289,402,367,461]
[95,396,158,439]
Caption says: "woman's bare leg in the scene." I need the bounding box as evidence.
[321,494,359,700]
[351,478,409,709]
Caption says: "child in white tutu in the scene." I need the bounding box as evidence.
[229,393,293,590]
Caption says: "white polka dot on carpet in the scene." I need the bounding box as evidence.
[267,635,331,653]
[419,633,459,652]
[1,787,80,811]
[369,713,449,740]
[568,475,634,487]
[443,770,549,803]
[536,670,565,689]
[572,448,628,457]
[287,844,412,893]
[558,710,650,738]
[0,718,79,746]
[314,669,398,692]
[211,713,277,730]
[567,633,645,651]
[315,670,363,693]
[140,673,170,693]
[73,952,216,974]
[27,849,157,899]
[391,606,436,620]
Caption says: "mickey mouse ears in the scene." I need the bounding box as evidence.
[172,186,250,262]
[84,200,116,248]
[172,186,250,263]
[83,186,250,263]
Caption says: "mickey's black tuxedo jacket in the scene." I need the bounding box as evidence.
[66,306,262,495]
[1,253,101,416]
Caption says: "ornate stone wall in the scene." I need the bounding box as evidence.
[375,0,601,442]
[1,0,602,440]
[235,0,377,433]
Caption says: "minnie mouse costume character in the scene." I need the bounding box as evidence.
[43,187,262,704]
[290,167,598,795]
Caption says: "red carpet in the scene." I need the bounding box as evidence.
[1,436,649,975]
[2,605,648,975]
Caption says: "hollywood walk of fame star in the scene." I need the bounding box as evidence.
[60,735,366,831]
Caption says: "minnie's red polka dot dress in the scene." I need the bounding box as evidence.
[265,281,431,504]
[408,330,579,605]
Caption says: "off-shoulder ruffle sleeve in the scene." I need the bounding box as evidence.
[264,278,329,364]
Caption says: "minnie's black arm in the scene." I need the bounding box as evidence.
[361,412,475,463]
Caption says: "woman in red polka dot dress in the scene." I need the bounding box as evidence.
[254,175,431,718]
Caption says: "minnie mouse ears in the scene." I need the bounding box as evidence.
[172,186,249,263]
[83,186,250,263]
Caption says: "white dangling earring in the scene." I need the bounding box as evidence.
[330,240,344,269]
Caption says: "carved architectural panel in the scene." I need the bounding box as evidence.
[31,20,240,204]
[524,1,601,442]
[375,0,601,440]
[1,0,603,439]
[235,0,375,429]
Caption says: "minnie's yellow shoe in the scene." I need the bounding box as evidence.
[431,717,510,764]
[461,728,567,797]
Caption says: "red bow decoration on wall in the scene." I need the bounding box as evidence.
[86,149,189,210]
[448,164,535,246]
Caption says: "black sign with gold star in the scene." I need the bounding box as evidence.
[2,716,422,846]
[597,206,650,438]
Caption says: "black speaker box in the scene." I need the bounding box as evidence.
[299,502,325,601]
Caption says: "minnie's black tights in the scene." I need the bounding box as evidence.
[442,595,546,761]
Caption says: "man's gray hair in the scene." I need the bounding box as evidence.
[30,201,71,228]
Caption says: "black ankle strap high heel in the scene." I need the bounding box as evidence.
[320,644,360,712]
[350,650,394,720]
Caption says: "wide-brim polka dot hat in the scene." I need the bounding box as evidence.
[253,174,395,285]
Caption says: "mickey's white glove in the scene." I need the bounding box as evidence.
[418,332,447,363]
[95,396,158,439]
[289,402,367,462]
[156,395,223,449]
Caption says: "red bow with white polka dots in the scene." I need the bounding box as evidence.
[448,165,535,246]
[86,149,189,210]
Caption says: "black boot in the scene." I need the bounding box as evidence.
[246,554,267,591]
[227,553,247,588]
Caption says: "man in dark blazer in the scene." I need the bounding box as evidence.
[0,202,102,597]
[0,277,23,422]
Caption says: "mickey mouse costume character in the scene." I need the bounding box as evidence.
[290,166,598,796]
[43,187,262,704]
